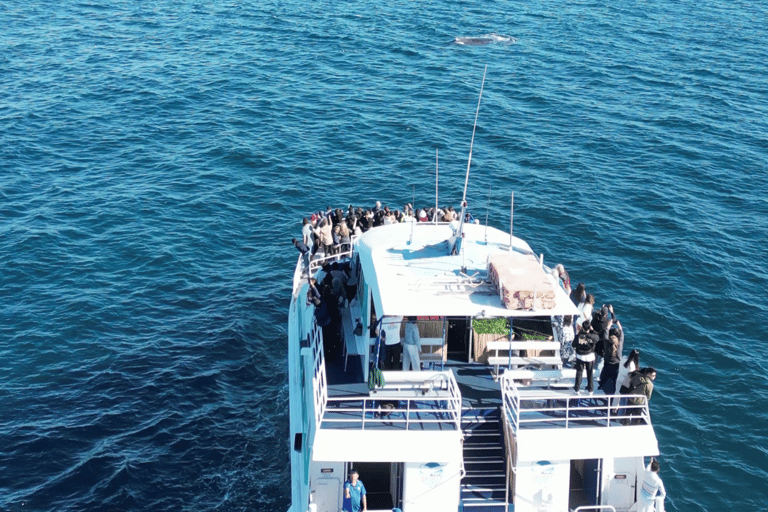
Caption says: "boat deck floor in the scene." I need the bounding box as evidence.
[325,351,503,409]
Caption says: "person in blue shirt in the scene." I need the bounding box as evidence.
[343,470,367,512]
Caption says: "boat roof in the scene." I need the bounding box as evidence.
[355,222,580,318]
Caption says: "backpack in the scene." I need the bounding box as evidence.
[626,372,647,397]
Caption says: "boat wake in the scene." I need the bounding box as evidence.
[453,33,516,46]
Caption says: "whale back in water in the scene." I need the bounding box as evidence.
[454,34,516,46]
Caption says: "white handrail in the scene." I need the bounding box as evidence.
[500,372,652,430]
[322,372,462,431]
[573,506,617,512]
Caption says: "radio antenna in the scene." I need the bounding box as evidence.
[484,184,491,243]
[435,149,439,223]
[451,65,487,255]
[409,184,415,244]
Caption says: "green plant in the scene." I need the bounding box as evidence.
[521,332,548,341]
[472,317,509,335]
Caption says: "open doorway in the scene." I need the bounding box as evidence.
[349,462,403,510]
[446,317,469,361]
[569,459,601,510]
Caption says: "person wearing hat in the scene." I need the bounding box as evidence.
[343,470,367,512]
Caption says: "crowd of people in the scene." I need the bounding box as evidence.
[293,201,477,271]
[550,264,658,422]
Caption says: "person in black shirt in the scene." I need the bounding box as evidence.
[573,321,598,394]
[292,238,310,272]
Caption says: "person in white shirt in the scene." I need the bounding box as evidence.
[638,458,666,512]
[576,294,595,331]
[381,315,404,370]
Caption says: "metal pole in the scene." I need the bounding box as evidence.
[435,149,439,224]
[509,192,514,251]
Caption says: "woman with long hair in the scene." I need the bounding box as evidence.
[612,349,640,412]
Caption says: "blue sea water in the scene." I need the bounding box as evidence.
[1,0,767,510]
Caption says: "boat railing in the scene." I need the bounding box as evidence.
[322,371,462,431]
[307,235,358,275]
[573,506,617,512]
[501,373,652,430]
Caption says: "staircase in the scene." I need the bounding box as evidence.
[461,407,507,512]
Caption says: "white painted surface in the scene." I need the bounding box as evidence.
[312,430,461,463]
[312,477,341,512]
[516,425,659,462]
[514,459,570,512]
[603,457,642,510]
[355,223,580,318]
[402,461,462,512]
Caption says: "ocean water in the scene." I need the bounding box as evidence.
[1,0,767,511]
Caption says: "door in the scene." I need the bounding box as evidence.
[314,478,341,512]
[569,459,601,510]
[583,458,601,506]
[605,457,637,510]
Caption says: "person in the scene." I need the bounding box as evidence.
[315,218,333,257]
[626,367,657,424]
[555,264,571,295]
[343,470,367,512]
[552,315,575,365]
[570,282,586,307]
[301,217,314,257]
[613,349,640,412]
[332,224,342,256]
[292,238,311,271]
[576,294,595,332]
[606,307,623,354]
[573,321,598,394]
[598,334,621,394]
[617,350,640,394]
[311,297,330,328]
[338,220,351,252]
[306,277,322,304]
[638,459,666,512]
[381,315,404,370]
[402,316,421,371]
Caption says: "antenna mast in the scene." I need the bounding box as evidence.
[435,149,439,224]
[452,65,487,255]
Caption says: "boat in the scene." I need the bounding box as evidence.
[287,82,664,512]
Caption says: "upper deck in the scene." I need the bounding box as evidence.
[354,221,579,318]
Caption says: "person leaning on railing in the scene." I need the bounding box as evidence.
[626,367,657,424]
